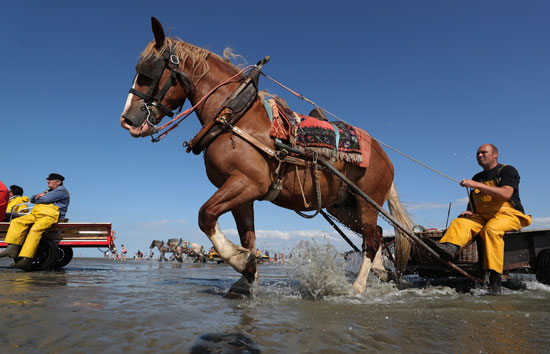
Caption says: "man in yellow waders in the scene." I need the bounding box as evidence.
[0,173,70,271]
[428,144,531,294]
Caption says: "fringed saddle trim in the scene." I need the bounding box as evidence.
[265,96,370,167]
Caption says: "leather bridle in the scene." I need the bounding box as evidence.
[125,46,194,128]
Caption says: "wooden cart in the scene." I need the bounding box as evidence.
[0,222,113,271]
[402,228,550,284]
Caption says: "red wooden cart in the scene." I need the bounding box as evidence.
[0,222,113,271]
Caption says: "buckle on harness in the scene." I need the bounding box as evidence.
[170,55,180,65]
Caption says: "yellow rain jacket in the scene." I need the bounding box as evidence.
[6,196,30,214]
[440,164,531,273]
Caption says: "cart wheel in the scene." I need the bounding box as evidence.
[18,239,61,271]
[55,246,73,269]
[536,249,550,285]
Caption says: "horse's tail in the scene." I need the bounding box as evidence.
[386,181,415,275]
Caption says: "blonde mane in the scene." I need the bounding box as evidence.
[140,37,236,82]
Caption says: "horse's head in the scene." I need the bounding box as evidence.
[150,240,162,249]
[121,17,194,138]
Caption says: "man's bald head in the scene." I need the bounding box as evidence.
[476,144,499,171]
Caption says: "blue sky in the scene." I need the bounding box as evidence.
[2,1,548,257]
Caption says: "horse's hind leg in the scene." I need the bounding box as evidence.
[371,226,388,282]
[327,198,382,293]
[351,204,381,294]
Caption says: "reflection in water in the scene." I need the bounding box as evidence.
[0,257,548,353]
[190,333,260,354]
[0,271,68,307]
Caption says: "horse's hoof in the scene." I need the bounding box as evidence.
[372,269,388,282]
[351,281,366,294]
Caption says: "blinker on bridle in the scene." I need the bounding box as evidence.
[126,46,194,128]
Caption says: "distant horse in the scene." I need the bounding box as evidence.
[121,18,413,297]
[183,242,205,263]
[149,240,175,262]
[167,238,184,262]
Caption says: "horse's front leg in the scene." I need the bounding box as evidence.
[199,177,260,291]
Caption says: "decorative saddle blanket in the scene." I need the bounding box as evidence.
[264,97,371,168]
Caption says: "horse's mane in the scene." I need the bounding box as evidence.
[140,37,238,82]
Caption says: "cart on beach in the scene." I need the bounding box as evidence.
[273,141,550,286]
[399,228,550,284]
[0,221,114,271]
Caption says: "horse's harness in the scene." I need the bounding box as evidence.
[184,57,270,155]
[126,46,194,128]
[131,51,324,217]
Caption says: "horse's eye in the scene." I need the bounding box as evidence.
[136,74,152,87]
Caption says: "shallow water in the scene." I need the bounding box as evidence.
[0,255,549,353]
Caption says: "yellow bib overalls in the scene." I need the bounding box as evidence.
[4,203,60,258]
[440,179,531,273]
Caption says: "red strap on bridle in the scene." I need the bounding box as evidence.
[151,65,255,142]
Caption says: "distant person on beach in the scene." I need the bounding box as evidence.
[427,144,531,294]
[0,181,8,222]
[4,185,30,221]
[111,246,118,260]
[121,245,127,261]
[0,173,70,270]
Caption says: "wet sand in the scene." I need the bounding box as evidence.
[0,256,549,353]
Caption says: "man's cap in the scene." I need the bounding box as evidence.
[9,185,23,196]
[46,173,65,181]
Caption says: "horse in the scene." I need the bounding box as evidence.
[121,18,413,297]
[149,240,175,262]
[183,242,205,263]
[166,238,185,262]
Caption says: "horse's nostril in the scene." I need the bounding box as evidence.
[123,117,135,127]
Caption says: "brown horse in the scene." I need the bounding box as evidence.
[121,18,413,297]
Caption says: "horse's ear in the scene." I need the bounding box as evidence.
[151,17,165,49]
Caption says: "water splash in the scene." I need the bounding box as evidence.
[289,239,351,299]
[524,279,550,293]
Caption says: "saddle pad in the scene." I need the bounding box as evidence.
[266,97,371,168]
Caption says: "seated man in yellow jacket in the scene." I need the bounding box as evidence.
[428,144,531,294]
[0,173,70,270]
[4,185,30,221]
